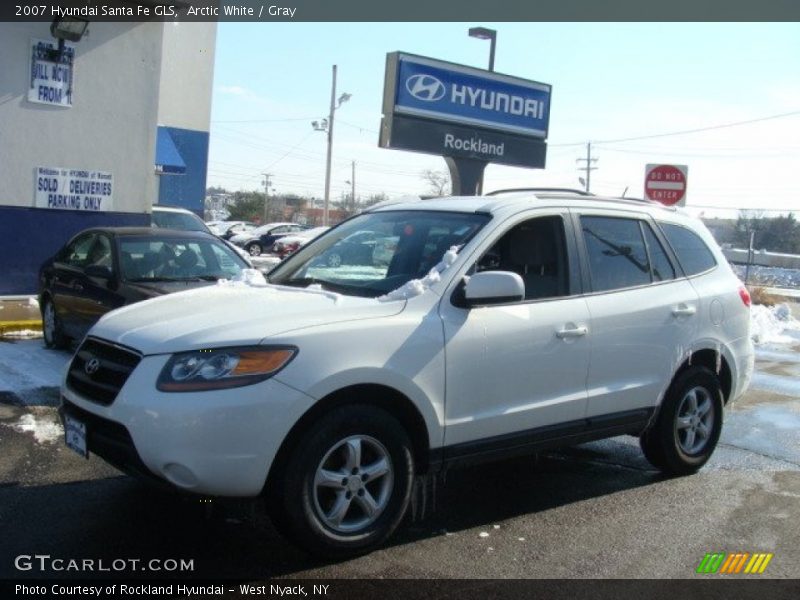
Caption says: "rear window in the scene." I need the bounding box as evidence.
[152,209,210,233]
[659,223,717,276]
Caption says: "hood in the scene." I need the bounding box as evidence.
[89,283,406,355]
[126,279,216,296]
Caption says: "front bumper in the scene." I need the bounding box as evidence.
[62,352,316,497]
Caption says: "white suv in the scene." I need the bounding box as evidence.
[59,191,754,557]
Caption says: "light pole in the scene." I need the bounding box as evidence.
[261,173,272,224]
[468,26,496,71]
[467,27,496,195]
[312,65,351,226]
[344,160,356,213]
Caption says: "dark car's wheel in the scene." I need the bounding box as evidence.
[271,405,414,559]
[327,252,342,268]
[247,243,262,257]
[640,366,723,476]
[42,298,69,349]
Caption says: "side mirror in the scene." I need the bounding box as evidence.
[85,264,113,279]
[463,271,525,307]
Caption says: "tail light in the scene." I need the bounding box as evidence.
[738,286,751,308]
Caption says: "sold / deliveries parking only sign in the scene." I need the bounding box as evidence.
[644,164,688,206]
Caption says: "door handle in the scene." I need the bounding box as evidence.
[557,326,588,339]
[672,304,696,317]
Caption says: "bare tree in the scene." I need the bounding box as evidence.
[421,169,451,197]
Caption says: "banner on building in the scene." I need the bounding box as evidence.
[29,38,75,107]
[35,167,113,211]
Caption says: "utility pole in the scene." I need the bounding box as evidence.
[262,173,272,224]
[576,142,598,193]
[350,161,356,212]
[323,66,337,226]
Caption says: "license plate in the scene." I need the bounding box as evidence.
[64,414,88,458]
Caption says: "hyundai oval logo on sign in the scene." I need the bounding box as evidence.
[84,357,101,376]
[405,74,446,102]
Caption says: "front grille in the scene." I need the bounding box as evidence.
[67,337,141,405]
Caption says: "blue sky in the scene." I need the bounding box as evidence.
[208,22,800,215]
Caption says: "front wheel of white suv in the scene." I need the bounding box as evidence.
[271,405,414,559]
[640,366,724,476]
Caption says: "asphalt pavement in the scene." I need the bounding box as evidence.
[1,336,799,581]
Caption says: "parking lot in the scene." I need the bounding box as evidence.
[1,302,798,582]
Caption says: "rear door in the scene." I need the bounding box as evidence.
[50,232,98,338]
[575,211,700,417]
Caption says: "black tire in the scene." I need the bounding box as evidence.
[640,366,724,476]
[42,297,69,350]
[247,243,262,257]
[270,405,414,559]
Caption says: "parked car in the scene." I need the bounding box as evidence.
[210,221,258,241]
[59,191,753,558]
[272,226,330,258]
[39,228,249,349]
[230,222,307,256]
[312,230,393,267]
[151,206,212,234]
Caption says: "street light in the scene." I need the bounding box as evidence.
[311,65,350,226]
[468,26,496,71]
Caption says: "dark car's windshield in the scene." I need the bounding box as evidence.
[268,210,490,297]
[119,235,248,282]
[151,209,210,233]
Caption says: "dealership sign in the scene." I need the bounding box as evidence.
[35,166,113,211]
[380,53,551,168]
[29,39,75,107]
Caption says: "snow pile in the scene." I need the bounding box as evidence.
[217,268,269,288]
[8,413,63,444]
[378,246,459,302]
[750,303,800,346]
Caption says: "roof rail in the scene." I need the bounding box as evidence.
[486,187,594,197]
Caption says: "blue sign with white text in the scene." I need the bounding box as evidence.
[393,55,551,138]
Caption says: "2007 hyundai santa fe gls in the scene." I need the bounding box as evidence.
[59,190,754,557]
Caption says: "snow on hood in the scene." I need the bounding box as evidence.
[751,303,800,346]
[90,277,405,355]
[378,246,459,302]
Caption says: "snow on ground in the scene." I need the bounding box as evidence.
[7,411,63,444]
[731,263,800,289]
[0,339,69,398]
[750,303,800,346]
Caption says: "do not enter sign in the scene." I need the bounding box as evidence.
[644,164,688,206]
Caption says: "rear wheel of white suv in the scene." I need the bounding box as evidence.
[640,366,724,476]
[272,405,414,559]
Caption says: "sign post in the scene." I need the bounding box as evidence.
[644,164,688,206]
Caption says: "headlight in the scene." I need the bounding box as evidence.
[157,346,297,392]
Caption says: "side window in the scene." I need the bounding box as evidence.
[659,223,717,276]
[271,226,289,234]
[581,216,650,292]
[641,223,675,282]
[86,235,113,269]
[62,234,97,268]
[475,215,569,300]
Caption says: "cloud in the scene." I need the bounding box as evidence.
[216,85,250,96]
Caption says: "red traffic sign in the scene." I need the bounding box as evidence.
[644,164,688,206]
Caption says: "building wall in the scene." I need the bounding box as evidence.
[155,23,216,214]
[0,22,216,296]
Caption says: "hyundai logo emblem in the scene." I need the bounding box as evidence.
[405,74,446,102]
[84,357,101,376]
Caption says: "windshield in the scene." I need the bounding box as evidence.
[119,235,248,282]
[269,210,490,297]
[151,210,210,233]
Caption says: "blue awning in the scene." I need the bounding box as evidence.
[155,127,186,175]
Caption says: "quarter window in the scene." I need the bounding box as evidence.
[581,217,650,292]
[642,223,675,281]
[659,223,717,276]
